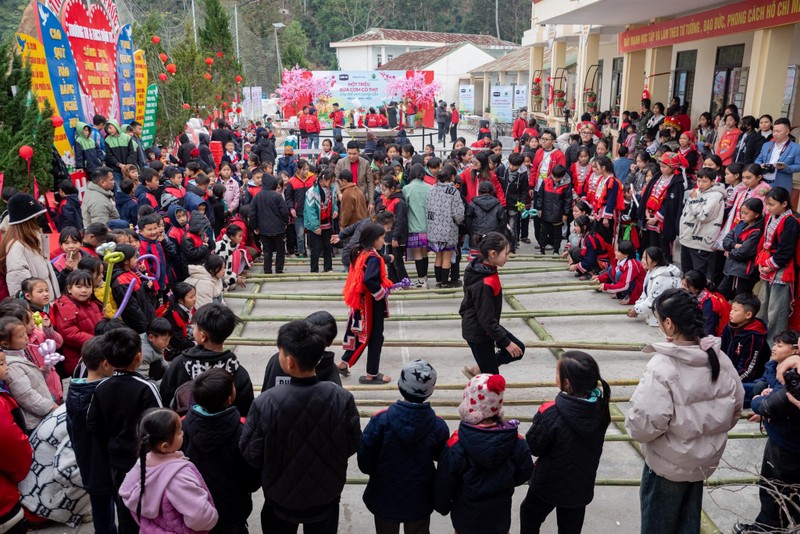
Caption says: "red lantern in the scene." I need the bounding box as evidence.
[159,53,168,63]
[236,107,242,114]
[226,108,233,114]
[19,145,33,160]
[51,115,64,128]
[159,73,168,81]
[235,75,242,83]
[222,102,228,108]
[166,63,177,74]
[151,35,161,44]
[182,103,191,110]
[216,51,224,58]
[204,73,212,81]
[205,57,214,66]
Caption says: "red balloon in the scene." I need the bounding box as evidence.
[151,35,161,44]
[204,73,213,80]
[216,51,224,58]
[159,73,168,81]
[159,53,168,63]
[19,145,33,160]
[182,103,191,110]
[166,63,177,74]
[205,57,214,66]
[51,115,64,128]
[235,75,243,83]
[215,95,221,100]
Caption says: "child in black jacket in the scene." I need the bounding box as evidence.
[435,373,532,534]
[520,351,610,533]
[380,176,409,283]
[250,174,289,274]
[498,153,528,253]
[110,244,154,334]
[534,164,572,255]
[182,368,261,532]
[465,181,506,245]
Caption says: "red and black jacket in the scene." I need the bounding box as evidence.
[459,258,509,347]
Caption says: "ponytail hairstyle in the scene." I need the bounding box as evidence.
[380,175,400,193]
[574,200,592,217]
[765,187,792,212]
[349,222,386,265]
[642,246,668,268]
[617,240,636,261]
[437,164,457,184]
[115,244,138,270]
[594,155,614,174]
[743,163,764,182]
[135,408,182,519]
[573,215,591,236]
[654,288,720,382]
[742,197,764,219]
[682,269,707,294]
[204,254,225,277]
[475,231,509,262]
[171,282,196,306]
[558,350,611,425]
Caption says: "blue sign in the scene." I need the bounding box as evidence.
[116,24,136,125]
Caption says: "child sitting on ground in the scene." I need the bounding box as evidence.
[262,311,341,390]
[185,254,226,309]
[435,373,533,534]
[567,216,612,280]
[743,330,799,407]
[720,292,770,387]
[682,270,731,337]
[358,359,449,533]
[215,224,250,290]
[182,369,261,532]
[594,240,645,305]
[119,408,218,532]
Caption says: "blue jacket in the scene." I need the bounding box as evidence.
[755,140,800,191]
[435,421,532,534]
[115,191,138,225]
[358,401,449,523]
[613,157,633,185]
[751,384,800,455]
[276,155,297,178]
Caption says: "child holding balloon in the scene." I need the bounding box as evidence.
[110,244,155,334]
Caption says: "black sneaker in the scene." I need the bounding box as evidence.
[732,523,767,534]
[449,280,463,288]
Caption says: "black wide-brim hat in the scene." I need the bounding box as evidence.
[8,193,45,225]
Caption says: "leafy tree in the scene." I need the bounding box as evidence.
[198,0,234,57]
[280,20,309,69]
[0,43,54,193]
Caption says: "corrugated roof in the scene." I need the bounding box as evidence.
[470,46,532,73]
[380,43,466,70]
[333,28,517,48]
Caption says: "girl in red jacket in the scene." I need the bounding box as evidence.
[52,270,104,375]
[459,152,506,206]
[594,240,645,305]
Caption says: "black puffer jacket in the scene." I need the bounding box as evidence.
[526,392,608,507]
[498,166,529,209]
[434,421,532,534]
[182,405,262,529]
[66,380,113,493]
[534,176,572,223]
[459,259,509,347]
[261,350,341,390]
[180,211,214,265]
[465,194,506,238]
[240,376,361,523]
[249,176,289,236]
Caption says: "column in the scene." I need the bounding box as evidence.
[576,33,600,114]
[549,39,567,123]
[744,25,794,119]
[529,46,545,113]
[482,74,491,116]
[621,49,646,114]
[367,45,373,70]
[380,45,386,66]
[645,45,673,104]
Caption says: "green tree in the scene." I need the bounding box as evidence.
[0,43,54,193]
[198,0,234,56]
[280,20,309,69]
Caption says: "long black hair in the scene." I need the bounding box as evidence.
[475,232,508,262]
[654,288,720,382]
[171,282,195,307]
[135,408,182,519]
[642,246,668,267]
[558,350,611,425]
[349,222,386,266]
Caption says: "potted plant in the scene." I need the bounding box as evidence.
[554,88,565,99]
[532,77,542,96]
[584,90,596,103]
[555,97,567,109]
[587,103,597,113]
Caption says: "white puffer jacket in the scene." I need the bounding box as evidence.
[678,183,726,252]
[626,338,744,482]
[634,264,682,326]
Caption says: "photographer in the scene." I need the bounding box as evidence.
[734,353,800,533]
[755,118,800,191]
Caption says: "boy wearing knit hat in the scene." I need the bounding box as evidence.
[357,360,449,533]
[434,374,533,534]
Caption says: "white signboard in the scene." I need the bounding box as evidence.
[514,85,528,110]
[490,86,514,123]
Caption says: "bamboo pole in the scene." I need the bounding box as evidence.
[227,282,262,352]
[244,265,566,281]
[353,398,633,407]
[250,379,642,394]
[238,309,629,323]
[342,477,759,486]
[227,337,645,351]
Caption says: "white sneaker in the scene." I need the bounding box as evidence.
[414,278,428,289]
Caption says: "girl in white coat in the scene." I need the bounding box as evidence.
[628,247,681,326]
[185,254,225,310]
[626,288,743,534]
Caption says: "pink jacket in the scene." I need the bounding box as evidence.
[28,327,63,404]
[222,177,240,214]
[120,451,218,534]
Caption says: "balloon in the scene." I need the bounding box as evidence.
[151,35,161,44]
[204,73,212,80]
[235,75,243,83]
[205,57,214,66]
[166,63,177,74]
[182,103,191,110]
[159,72,168,81]
[51,115,64,128]
[159,52,168,63]
[226,107,233,113]
[18,145,33,159]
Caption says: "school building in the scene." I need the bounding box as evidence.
[516,0,800,136]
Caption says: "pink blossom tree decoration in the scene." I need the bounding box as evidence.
[275,66,332,108]
[385,71,442,107]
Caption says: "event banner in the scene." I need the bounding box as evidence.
[618,0,800,53]
[513,85,528,110]
[311,70,431,110]
[141,83,158,148]
[116,24,136,124]
[490,86,513,123]
[15,33,73,161]
[459,85,475,115]
[241,86,252,120]
[250,86,263,118]
[134,50,147,123]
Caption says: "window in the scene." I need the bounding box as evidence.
[783,65,798,120]
[672,50,696,114]
[610,57,624,108]
[387,54,394,61]
[377,54,382,64]
[710,44,746,116]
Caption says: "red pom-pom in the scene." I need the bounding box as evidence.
[159,53,168,63]
[205,57,214,66]
[235,75,243,83]
[486,374,506,394]
[166,63,177,74]
[151,35,160,44]
[182,103,191,110]
[19,145,33,160]
[216,51,224,58]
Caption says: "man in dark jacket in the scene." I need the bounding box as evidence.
[565,127,596,169]
[250,174,289,274]
[435,101,449,145]
[252,131,277,164]
[240,320,361,533]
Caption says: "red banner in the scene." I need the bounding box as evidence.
[618,0,800,53]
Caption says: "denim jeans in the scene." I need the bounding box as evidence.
[294,215,306,255]
[309,133,320,149]
[639,463,703,534]
[332,128,342,142]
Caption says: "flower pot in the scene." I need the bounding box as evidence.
[587,95,596,103]
[556,99,566,108]
[554,90,565,98]
[532,87,541,96]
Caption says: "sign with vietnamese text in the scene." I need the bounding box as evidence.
[490,86,513,123]
[141,83,158,148]
[134,50,147,124]
[116,24,135,124]
[459,85,475,115]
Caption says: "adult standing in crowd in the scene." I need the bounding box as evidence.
[212,118,236,148]
[330,102,345,140]
[335,141,375,215]
[755,118,800,192]
[565,127,597,169]
[637,99,653,147]
[435,101,450,146]
[449,103,459,144]
[512,108,528,143]
[0,194,60,301]
[733,115,766,165]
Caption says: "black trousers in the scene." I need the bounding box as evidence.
[437,122,447,143]
[449,123,458,144]
[286,223,297,255]
[540,220,564,253]
[261,234,286,274]
[90,493,119,534]
[111,467,138,534]
[756,439,800,529]
[308,228,333,272]
[680,246,712,281]
[388,245,408,282]
[520,488,586,534]
[718,275,757,300]
[260,502,339,534]
[467,329,525,374]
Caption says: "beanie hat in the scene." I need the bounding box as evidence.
[398,359,437,401]
[7,193,45,225]
[459,374,506,424]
